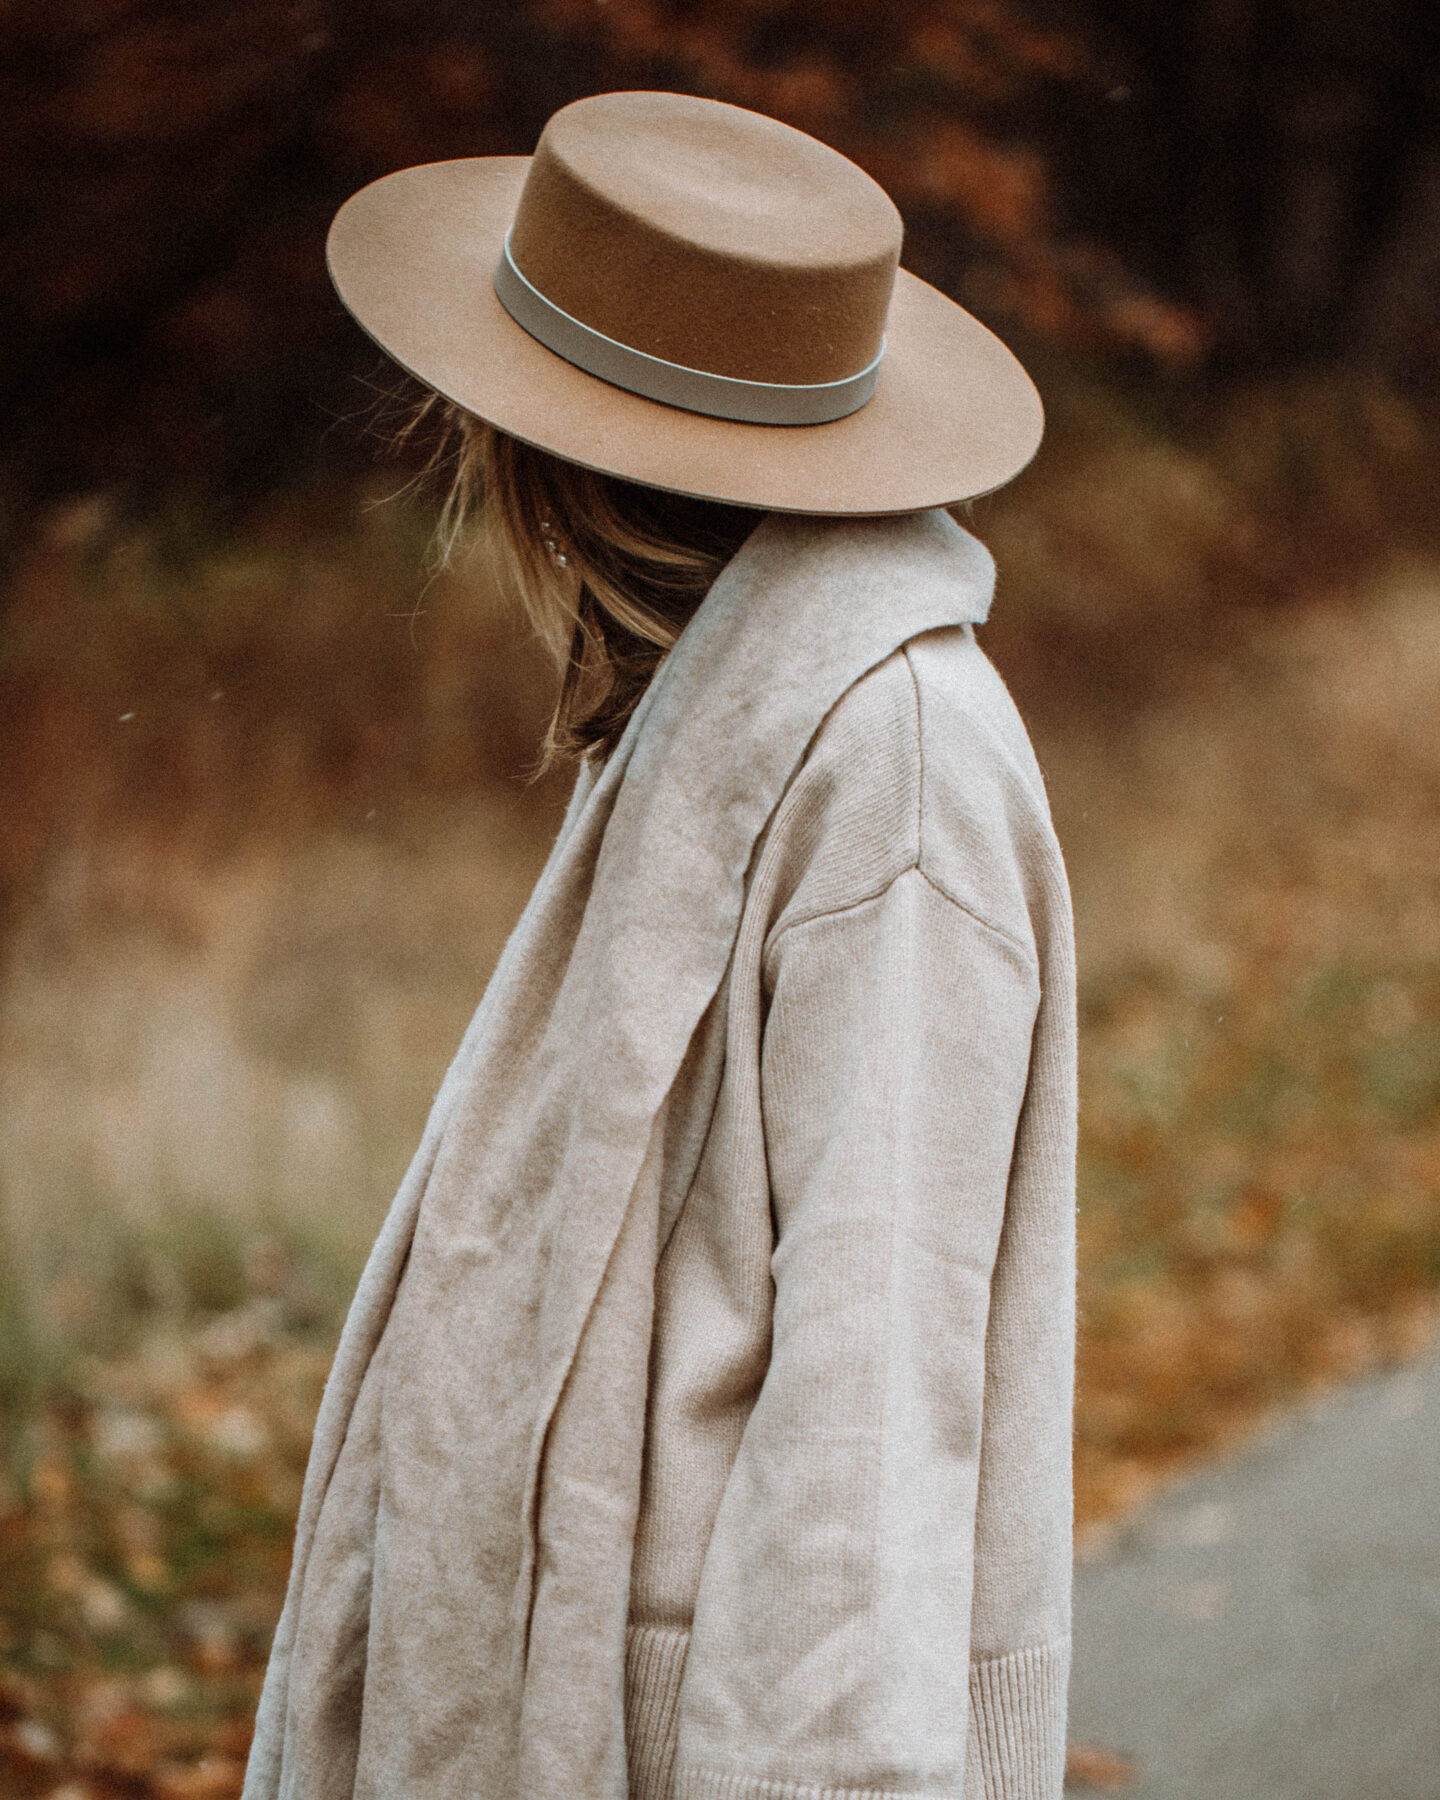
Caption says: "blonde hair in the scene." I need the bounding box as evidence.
[421,401,760,766]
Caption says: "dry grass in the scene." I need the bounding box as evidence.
[0,478,569,1258]
[3,376,1440,1791]
[1042,573,1440,1526]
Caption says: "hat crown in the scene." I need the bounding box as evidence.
[507,92,902,386]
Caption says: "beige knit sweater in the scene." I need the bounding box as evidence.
[244,509,1076,1800]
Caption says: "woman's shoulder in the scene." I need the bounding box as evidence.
[758,626,1062,956]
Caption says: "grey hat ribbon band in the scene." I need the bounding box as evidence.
[494,232,882,426]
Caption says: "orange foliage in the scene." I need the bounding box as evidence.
[4,0,1221,509]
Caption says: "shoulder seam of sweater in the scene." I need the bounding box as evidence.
[767,635,1039,965]
[904,639,926,870]
[765,862,1037,967]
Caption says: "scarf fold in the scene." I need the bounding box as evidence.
[244,508,995,1800]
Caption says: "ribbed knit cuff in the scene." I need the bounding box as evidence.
[637,1634,1068,1800]
[675,1775,940,1800]
[626,1624,691,1800]
[966,1639,1070,1800]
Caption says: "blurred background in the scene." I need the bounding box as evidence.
[3,2,1440,1794]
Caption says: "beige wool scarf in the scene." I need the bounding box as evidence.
[243,510,997,1800]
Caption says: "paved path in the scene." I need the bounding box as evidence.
[1068,1349,1440,1799]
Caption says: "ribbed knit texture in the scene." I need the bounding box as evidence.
[644,1640,1068,1800]
[676,1773,943,1799]
[966,1643,1070,1799]
[626,1626,691,1800]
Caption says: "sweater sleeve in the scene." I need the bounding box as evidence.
[666,865,1068,1800]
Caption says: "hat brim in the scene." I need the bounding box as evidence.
[327,157,1044,515]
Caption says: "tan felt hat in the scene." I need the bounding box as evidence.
[327,90,1044,514]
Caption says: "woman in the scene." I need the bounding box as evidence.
[245,91,1076,1800]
